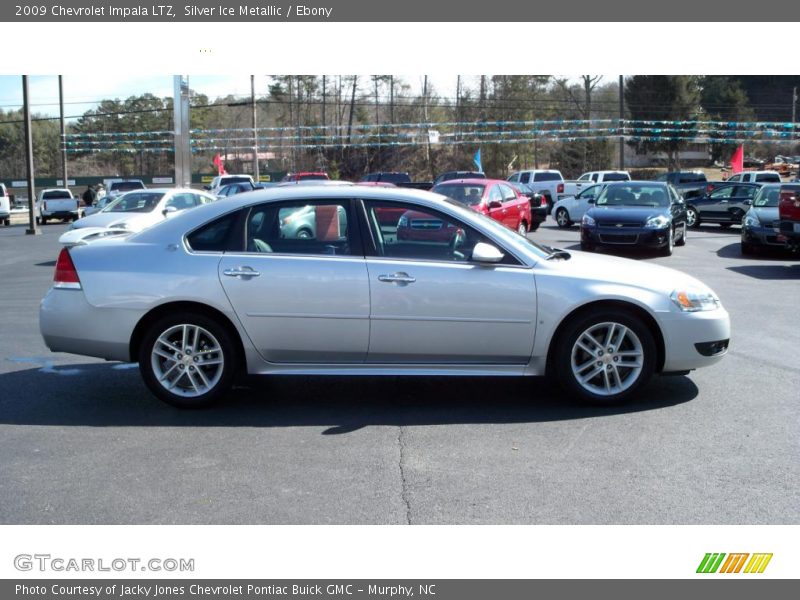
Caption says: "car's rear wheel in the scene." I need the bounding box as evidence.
[580,241,595,252]
[555,207,571,228]
[686,207,700,228]
[554,310,656,405]
[138,313,237,408]
[517,221,528,236]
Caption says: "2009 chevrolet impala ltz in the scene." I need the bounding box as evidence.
[39,186,730,408]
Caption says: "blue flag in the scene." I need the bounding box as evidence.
[473,148,482,172]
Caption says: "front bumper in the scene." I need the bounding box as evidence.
[40,287,142,362]
[659,307,731,372]
[742,224,787,247]
[581,225,671,249]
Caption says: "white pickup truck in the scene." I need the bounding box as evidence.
[36,189,81,224]
[507,169,630,212]
[0,183,11,226]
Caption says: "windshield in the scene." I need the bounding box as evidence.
[432,183,486,206]
[595,184,670,207]
[753,186,781,207]
[103,192,165,213]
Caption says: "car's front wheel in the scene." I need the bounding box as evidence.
[517,221,528,236]
[138,312,237,408]
[554,309,656,405]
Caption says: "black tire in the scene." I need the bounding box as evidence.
[580,241,595,252]
[741,241,756,255]
[138,311,238,408]
[296,228,313,239]
[529,222,540,232]
[686,206,700,228]
[659,226,675,256]
[555,207,571,228]
[719,223,733,229]
[40,217,47,225]
[3,218,9,226]
[553,308,656,405]
[675,222,687,247]
[35,216,40,225]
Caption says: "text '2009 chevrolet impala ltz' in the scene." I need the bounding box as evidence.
[39,186,730,408]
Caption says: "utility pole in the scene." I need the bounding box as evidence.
[619,75,625,170]
[173,76,191,188]
[322,75,327,129]
[58,76,68,190]
[389,75,394,124]
[251,75,259,181]
[792,86,797,127]
[22,76,40,235]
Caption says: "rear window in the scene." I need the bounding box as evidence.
[603,173,630,182]
[678,173,706,183]
[533,172,562,182]
[111,181,145,193]
[42,191,72,199]
[756,173,781,183]
[375,173,411,184]
[432,183,486,206]
[221,177,253,186]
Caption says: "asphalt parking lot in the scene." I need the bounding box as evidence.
[0,217,797,525]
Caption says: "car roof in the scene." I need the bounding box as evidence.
[435,178,493,185]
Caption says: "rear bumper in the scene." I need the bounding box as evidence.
[40,288,142,362]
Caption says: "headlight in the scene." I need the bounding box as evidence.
[743,214,759,227]
[398,215,408,227]
[581,214,595,226]
[645,215,670,229]
[670,288,720,312]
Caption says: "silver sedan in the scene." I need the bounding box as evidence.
[40,187,730,408]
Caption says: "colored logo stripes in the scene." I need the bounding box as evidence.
[697,553,773,574]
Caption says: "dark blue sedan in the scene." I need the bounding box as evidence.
[580,182,687,256]
[741,184,786,254]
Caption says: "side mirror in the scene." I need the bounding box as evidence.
[582,195,595,203]
[472,242,504,264]
[488,200,502,209]
[587,198,595,204]
[163,206,177,216]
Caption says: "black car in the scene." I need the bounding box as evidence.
[507,181,546,231]
[741,184,786,254]
[433,171,486,186]
[655,171,712,199]
[216,181,260,198]
[684,182,761,228]
[580,181,687,256]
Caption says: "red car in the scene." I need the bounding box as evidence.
[280,172,330,182]
[778,183,800,251]
[432,178,533,236]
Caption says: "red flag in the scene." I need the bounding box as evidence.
[730,145,744,174]
[212,153,227,176]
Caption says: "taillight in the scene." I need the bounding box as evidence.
[557,183,564,194]
[54,248,81,289]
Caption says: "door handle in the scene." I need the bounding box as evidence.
[378,273,416,285]
[223,267,261,278]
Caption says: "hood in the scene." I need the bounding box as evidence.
[587,205,667,223]
[72,211,157,231]
[547,249,708,296]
